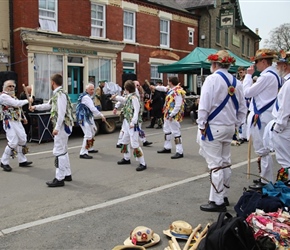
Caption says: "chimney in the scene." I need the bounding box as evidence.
[255,28,259,35]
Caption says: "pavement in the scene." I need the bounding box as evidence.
[0,117,276,250]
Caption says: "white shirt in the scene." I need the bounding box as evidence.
[243,66,279,111]
[155,85,183,118]
[81,94,103,118]
[197,69,247,129]
[34,86,66,131]
[272,73,290,132]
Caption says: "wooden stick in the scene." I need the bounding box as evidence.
[104,120,112,129]
[171,236,181,250]
[189,223,210,250]
[22,84,32,109]
[169,240,177,250]
[247,135,252,179]
[183,224,202,250]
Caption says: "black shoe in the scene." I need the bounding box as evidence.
[200,201,226,212]
[224,197,230,206]
[249,182,266,190]
[88,149,98,153]
[116,144,122,148]
[117,158,131,165]
[64,175,72,182]
[1,163,12,172]
[253,178,261,184]
[46,178,65,187]
[143,141,152,146]
[156,126,162,129]
[171,153,183,159]
[157,148,171,153]
[146,126,154,128]
[80,154,93,159]
[19,161,33,167]
[136,164,147,171]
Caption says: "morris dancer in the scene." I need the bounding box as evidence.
[244,49,281,189]
[197,50,247,212]
[0,80,33,172]
[30,74,74,187]
[151,76,186,159]
[76,83,106,159]
[271,50,290,183]
[111,80,147,172]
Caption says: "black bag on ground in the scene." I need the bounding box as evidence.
[197,212,257,250]
[234,190,284,219]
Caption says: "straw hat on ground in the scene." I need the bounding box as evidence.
[163,220,193,240]
[112,245,146,250]
[123,226,160,248]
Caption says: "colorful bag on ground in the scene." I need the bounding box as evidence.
[262,181,290,207]
[246,209,290,249]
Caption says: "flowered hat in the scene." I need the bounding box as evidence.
[123,226,160,248]
[250,48,277,62]
[112,246,145,250]
[207,50,236,65]
[163,220,193,240]
[276,50,290,64]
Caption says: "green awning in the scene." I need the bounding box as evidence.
[158,47,252,74]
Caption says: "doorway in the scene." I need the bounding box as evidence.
[67,66,83,103]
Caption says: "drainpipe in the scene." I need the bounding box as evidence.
[9,0,14,72]
[205,6,211,48]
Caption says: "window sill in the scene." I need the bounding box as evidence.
[122,40,139,46]
[37,28,62,35]
[90,36,110,42]
[157,46,172,51]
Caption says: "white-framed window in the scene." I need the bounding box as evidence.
[188,28,194,45]
[123,10,135,42]
[150,64,163,84]
[160,19,170,47]
[123,61,136,74]
[88,58,112,85]
[91,3,106,38]
[34,53,63,100]
[39,0,57,32]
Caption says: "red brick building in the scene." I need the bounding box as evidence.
[10,0,198,103]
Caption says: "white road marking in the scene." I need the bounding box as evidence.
[0,157,258,236]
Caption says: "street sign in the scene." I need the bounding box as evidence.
[220,8,235,28]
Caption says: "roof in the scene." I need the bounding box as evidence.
[158,47,253,73]
[146,0,190,12]
[174,0,215,9]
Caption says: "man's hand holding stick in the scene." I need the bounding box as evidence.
[22,84,33,109]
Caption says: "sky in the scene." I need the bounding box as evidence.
[239,0,290,47]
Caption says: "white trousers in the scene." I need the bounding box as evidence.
[80,121,97,155]
[163,119,183,154]
[272,120,290,180]
[197,124,234,205]
[53,124,72,180]
[247,110,274,183]
[1,120,28,165]
[117,122,147,145]
[120,120,145,165]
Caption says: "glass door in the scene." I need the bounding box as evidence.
[67,66,83,103]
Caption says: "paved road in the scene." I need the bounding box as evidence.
[0,118,276,249]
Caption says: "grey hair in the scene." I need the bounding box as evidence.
[3,80,16,91]
[215,62,231,69]
[86,83,95,90]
